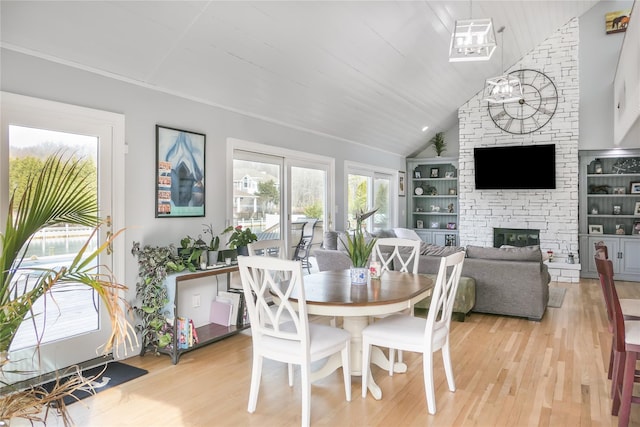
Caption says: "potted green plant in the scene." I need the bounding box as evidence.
[203,223,222,265]
[223,225,258,256]
[131,242,185,353]
[341,209,378,284]
[430,132,446,157]
[178,235,205,271]
[0,154,134,425]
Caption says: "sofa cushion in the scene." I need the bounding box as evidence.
[466,245,542,262]
[420,243,465,256]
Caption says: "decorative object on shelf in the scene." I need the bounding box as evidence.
[178,235,205,271]
[426,185,438,195]
[445,171,455,178]
[448,203,455,213]
[613,186,626,194]
[430,205,441,212]
[430,168,439,178]
[429,132,447,156]
[630,182,640,193]
[156,125,206,218]
[414,186,424,195]
[487,69,558,134]
[547,250,554,261]
[414,170,421,179]
[613,205,622,215]
[589,224,604,234]
[612,158,640,174]
[635,202,640,216]
[203,223,223,265]
[567,252,575,264]
[430,221,439,229]
[589,184,610,194]
[398,170,406,197]
[616,224,626,235]
[633,220,640,235]
[447,223,457,230]
[415,207,423,212]
[340,208,378,284]
[416,220,424,229]
[449,188,457,195]
[591,206,599,215]
[594,159,603,174]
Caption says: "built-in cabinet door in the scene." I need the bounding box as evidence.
[620,238,640,275]
[586,236,620,274]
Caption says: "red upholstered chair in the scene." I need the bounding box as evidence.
[594,253,640,426]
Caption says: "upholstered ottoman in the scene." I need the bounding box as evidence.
[413,275,476,322]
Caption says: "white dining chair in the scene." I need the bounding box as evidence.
[237,256,351,427]
[373,237,421,274]
[361,251,465,414]
[248,239,287,259]
[372,237,422,373]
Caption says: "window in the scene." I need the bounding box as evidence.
[345,161,395,232]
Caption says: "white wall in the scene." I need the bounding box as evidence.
[458,19,580,259]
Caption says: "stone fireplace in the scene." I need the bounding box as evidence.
[493,228,540,248]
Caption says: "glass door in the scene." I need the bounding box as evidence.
[1,93,123,383]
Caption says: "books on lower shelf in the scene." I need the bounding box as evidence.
[176,317,200,349]
[212,289,250,326]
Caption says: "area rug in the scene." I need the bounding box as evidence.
[40,361,148,406]
[548,287,567,308]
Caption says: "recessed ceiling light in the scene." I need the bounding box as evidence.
[421,126,429,132]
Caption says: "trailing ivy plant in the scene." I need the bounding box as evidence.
[131,242,185,353]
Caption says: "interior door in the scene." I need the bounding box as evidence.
[1,92,125,383]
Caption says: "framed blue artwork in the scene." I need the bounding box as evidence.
[156,125,206,217]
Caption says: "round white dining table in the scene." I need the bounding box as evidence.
[280,269,433,400]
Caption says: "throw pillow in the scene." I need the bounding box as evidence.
[420,243,465,256]
[466,245,542,262]
[392,227,422,241]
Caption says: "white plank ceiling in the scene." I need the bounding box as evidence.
[0,1,600,157]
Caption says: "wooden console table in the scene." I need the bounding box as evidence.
[141,264,249,364]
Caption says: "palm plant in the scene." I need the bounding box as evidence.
[430,132,446,156]
[0,154,134,425]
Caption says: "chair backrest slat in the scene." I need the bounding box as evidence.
[594,250,625,352]
[425,251,466,339]
[373,238,421,274]
[238,256,308,345]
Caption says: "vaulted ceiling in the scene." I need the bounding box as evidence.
[0,1,599,157]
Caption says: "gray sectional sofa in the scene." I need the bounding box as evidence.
[314,238,550,321]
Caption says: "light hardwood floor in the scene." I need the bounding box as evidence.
[30,278,640,426]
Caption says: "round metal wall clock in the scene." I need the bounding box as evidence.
[487,69,558,134]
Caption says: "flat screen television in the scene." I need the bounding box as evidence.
[474,144,556,190]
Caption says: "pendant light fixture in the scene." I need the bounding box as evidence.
[482,26,523,104]
[449,0,496,62]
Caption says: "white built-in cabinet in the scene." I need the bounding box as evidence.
[406,158,459,246]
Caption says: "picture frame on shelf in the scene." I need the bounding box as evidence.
[589,224,604,234]
[613,186,626,194]
[430,168,439,178]
[616,224,626,235]
[414,170,421,179]
[155,125,206,218]
[444,171,455,178]
[631,182,640,194]
[398,170,406,197]
[633,221,640,235]
[446,222,457,230]
[448,188,457,195]
[613,205,622,215]
[416,220,424,229]
[635,201,640,216]
[430,221,439,229]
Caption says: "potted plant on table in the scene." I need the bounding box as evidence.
[202,223,222,265]
[0,154,134,426]
[341,209,378,285]
[223,225,258,256]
